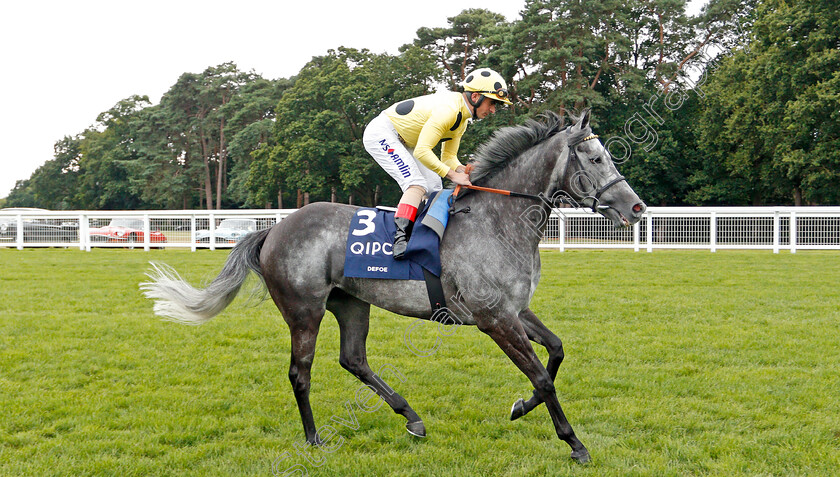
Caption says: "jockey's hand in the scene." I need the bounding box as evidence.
[455,165,466,173]
[446,169,472,186]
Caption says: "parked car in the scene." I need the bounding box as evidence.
[195,219,257,244]
[0,208,78,242]
[88,218,167,243]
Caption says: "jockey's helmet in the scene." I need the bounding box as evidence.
[461,68,513,106]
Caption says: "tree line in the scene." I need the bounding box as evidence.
[6,0,838,209]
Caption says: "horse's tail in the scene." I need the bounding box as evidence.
[139,228,271,325]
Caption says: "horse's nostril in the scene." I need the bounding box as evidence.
[633,203,645,214]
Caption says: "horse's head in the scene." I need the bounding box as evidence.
[554,110,646,228]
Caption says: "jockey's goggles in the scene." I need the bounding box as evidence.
[473,88,509,102]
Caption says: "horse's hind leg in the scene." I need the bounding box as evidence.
[327,289,426,437]
[510,307,564,421]
[283,304,326,445]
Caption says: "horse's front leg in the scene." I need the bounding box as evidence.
[477,313,590,463]
[510,308,564,421]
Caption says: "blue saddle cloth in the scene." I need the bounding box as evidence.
[343,190,452,280]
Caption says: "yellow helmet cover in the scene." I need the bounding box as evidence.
[462,68,513,105]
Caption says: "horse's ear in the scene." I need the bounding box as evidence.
[580,108,591,129]
[572,108,591,132]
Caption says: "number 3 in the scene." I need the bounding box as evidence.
[352,210,377,236]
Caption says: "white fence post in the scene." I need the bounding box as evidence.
[15,214,23,250]
[78,213,86,251]
[209,213,216,251]
[558,210,566,252]
[84,214,92,252]
[633,218,640,252]
[143,213,150,251]
[646,212,653,253]
[790,211,797,254]
[190,215,197,252]
[773,211,780,254]
[710,211,717,253]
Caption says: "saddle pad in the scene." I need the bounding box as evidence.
[343,208,424,279]
[343,190,452,280]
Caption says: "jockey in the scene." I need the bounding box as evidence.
[363,67,512,259]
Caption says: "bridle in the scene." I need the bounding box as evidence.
[559,130,628,213]
[450,128,627,214]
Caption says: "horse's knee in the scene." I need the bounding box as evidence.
[288,365,310,393]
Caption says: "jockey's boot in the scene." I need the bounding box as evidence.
[393,216,414,260]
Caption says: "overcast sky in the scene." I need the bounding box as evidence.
[0,0,706,200]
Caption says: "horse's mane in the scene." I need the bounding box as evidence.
[469,110,590,184]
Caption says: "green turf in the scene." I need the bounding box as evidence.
[1,248,838,476]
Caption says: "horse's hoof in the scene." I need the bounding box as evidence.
[510,398,526,421]
[406,420,426,438]
[571,447,591,464]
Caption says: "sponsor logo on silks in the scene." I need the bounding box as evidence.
[350,241,393,256]
[379,139,411,178]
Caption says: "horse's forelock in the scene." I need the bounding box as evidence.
[470,111,568,184]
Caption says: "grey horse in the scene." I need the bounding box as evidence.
[141,109,646,464]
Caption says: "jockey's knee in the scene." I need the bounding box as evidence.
[405,185,426,196]
[400,185,426,207]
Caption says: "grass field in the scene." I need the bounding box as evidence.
[1,248,838,476]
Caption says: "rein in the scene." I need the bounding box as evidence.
[449,129,627,214]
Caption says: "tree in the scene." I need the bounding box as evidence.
[128,64,280,209]
[224,78,291,207]
[405,9,521,161]
[694,0,839,205]
[692,49,781,205]
[147,64,263,210]
[200,63,262,209]
[73,96,150,209]
[760,0,840,204]
[411,9,509,90]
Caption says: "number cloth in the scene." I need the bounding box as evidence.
[343,190,452,280]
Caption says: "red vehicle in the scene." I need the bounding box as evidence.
[88,218,167,243]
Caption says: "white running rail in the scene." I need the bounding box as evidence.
[1,207,838,253]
